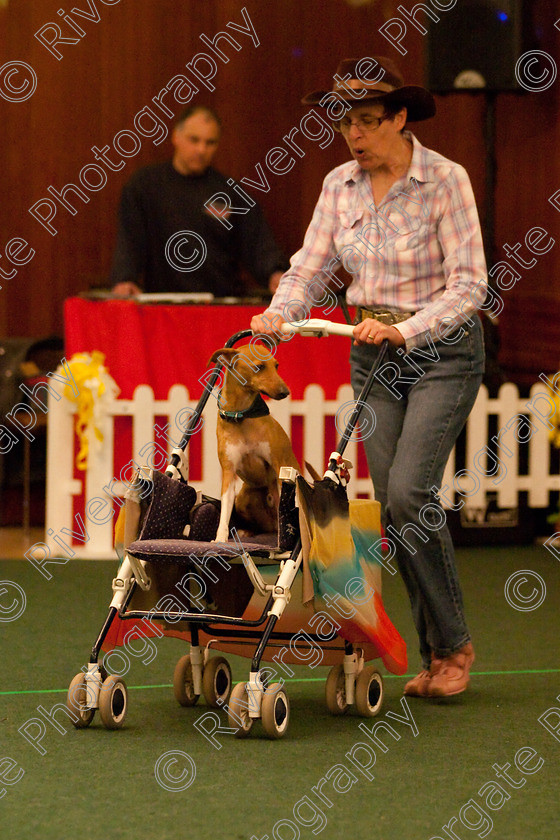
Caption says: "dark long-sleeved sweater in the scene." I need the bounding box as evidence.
[110,162,288,296]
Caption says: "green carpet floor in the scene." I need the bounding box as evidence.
[1,546,559,840]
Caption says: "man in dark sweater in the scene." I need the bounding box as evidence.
[110,106,288,297]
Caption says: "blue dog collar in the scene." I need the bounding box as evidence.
[218,392,270,423]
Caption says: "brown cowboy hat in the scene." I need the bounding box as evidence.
[302,56,436,122]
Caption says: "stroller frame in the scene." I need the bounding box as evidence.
[66,323,393,739]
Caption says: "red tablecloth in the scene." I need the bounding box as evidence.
[64,299,353,401]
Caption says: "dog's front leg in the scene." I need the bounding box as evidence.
[215,473,239,542]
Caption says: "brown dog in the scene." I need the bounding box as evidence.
[209,343,302,542]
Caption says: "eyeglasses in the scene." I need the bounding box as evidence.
[332,114,389,133]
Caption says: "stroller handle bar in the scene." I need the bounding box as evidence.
[281,318,355,338]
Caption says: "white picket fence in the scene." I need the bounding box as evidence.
[45,380,560,559]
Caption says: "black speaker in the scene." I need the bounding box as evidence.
[426,1,534,92]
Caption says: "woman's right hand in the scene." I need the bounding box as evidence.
[250,312,286,340]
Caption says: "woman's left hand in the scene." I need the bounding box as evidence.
[353,318,406,348]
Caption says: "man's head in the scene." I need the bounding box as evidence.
[171,106,221,176]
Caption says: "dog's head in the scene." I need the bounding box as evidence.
[209,343,290,400]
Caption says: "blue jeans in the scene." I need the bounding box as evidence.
[350,317,485,669]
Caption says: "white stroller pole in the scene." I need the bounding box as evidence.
[281,318,356,338]
[282,319,389,716]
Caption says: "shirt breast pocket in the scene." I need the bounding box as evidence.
[386,211,429,253]
[335,208,365,251]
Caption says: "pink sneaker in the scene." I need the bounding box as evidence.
[427,643,475,697]
[404,653,444,697]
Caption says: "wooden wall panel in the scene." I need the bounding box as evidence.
[0,0,559,385]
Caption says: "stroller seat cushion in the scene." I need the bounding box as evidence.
[139,471,197,541]
[127,537,277,563]
[189,499,220,542]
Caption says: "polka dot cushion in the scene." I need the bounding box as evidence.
[139,470,196,541]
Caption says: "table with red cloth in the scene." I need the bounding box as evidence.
[64,298,353,402]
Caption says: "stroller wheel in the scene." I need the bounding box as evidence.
[261,683,290,740]
[355,667,383,717]
[325,664,348,715]
[98,674,128,729]
[202,656,232,708]
[67,673,95,728]
[173,654,200,707]
[227,682,254,738]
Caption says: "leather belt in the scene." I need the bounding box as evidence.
[356,307,415,326]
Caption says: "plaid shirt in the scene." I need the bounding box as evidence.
[267,132,487,349]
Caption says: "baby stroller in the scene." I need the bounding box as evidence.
[66,320,407,739]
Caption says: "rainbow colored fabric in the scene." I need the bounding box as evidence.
[297,477,407,675]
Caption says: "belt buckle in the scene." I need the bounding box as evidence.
[374,311,396,325]
[360,307,411,325]
[363,308,396,325]
[354,306,414,326]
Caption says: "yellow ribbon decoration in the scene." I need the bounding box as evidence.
[62,351,120,470]
[546,372,560,449]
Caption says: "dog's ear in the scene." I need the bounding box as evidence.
[208,347,237,366]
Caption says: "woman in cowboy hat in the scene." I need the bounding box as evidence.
[251,56,487,698]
